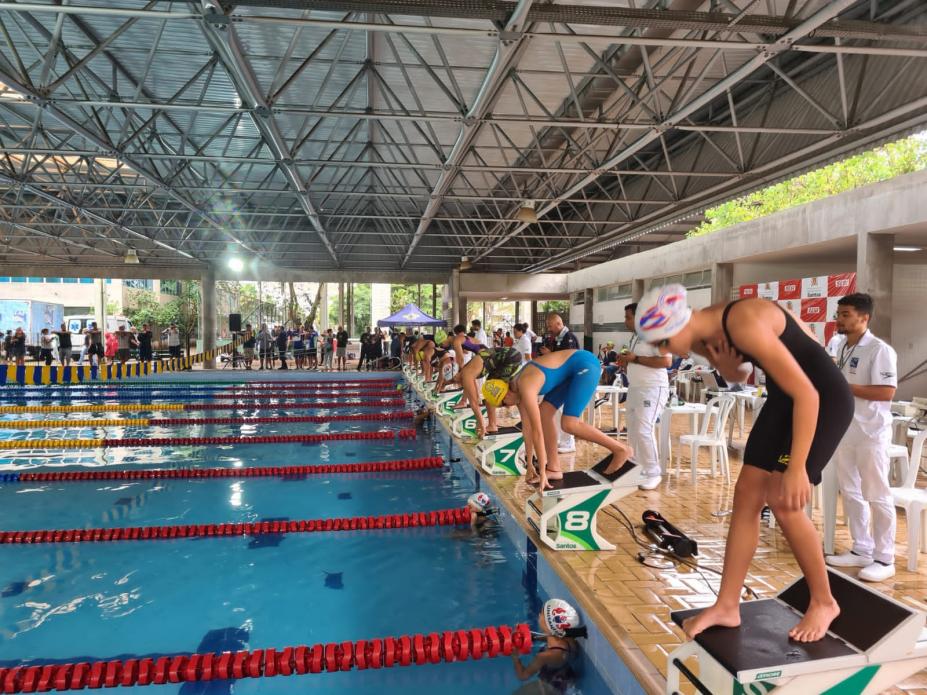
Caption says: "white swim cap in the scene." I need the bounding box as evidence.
[543,599,580,637]
[468,492,491,512]
[635,284,692,343]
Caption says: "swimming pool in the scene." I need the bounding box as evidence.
[0,373,619,694]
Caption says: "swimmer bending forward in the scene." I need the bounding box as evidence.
[636,285,853,643]
[482,349,633,491]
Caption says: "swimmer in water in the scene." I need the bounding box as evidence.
[467,492,494,528]
[512,599,581,695]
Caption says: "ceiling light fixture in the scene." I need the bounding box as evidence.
[515,200,538,224]
[459,256,472,271]
[124,249,140,265]
[227,256,245,272]
[894,245,922,252]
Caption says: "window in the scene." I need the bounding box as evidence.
[160,279,182,296]
[79,278,93,284]
[27,277,43,283]
[11,277,25,283]
[597,283,633,302]
[124,279,153,291]
[0,278,8,283]
[63,278,78,284]
[572,292,585,306]
[46,277,61,284]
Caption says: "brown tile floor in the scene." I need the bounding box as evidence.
[454,404,927,695]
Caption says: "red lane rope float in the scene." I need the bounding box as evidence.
[110,392,406,400]
[0,623,531,692]
[180,400,405,411]
[0,505,471,545]
[100,430,416,448]
[11,456,444,482]
[149,412,415,425]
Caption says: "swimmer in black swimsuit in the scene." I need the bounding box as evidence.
[635,285,853,643]
[512,599,580,695]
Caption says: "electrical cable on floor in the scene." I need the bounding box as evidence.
[603,505,758,600]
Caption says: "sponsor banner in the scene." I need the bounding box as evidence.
[828,273,856,296]
[739,284,758,299]
[778,299,800,315]
[825,321,838,345]
[778,279,802,300]
[827,296,841,322]
[800,298,827,323]
[757,281,778,300]
[806,321,826,344]
[802,275,828,298]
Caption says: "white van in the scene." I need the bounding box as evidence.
[64,315,134,358]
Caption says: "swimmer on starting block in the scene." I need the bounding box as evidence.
[410,333,436,381]
[481,349,633,490]
[636,285,853,643]
[467,492,495,528]
[511,599,582,695]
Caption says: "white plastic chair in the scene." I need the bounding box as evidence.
[676,395,736,484]
[888,443,911,487]
[890,430,927,571]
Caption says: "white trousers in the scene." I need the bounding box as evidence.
[833,424,896,564]
[553,406,574,450]
[627,385,668,479]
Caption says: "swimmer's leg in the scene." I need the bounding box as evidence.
[766,471,839,642]
[539,400,561,480]
[683,465,767,639]
[559,415,632,474]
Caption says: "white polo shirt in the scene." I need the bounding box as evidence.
[831,330,897,438]
[627,335,669,389]
[515,334,532,363]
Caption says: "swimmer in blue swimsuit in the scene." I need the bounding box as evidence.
[484,349,633,490]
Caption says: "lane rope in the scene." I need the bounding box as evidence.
[0,505,470,544]
[0,412,415,429]
[0,385,400,394]
[0,379,399,388]
[0,623,531,692]
[0,429,415,450]
[0,392,404,402]
[0,399,406,414]
[0,456,444,482]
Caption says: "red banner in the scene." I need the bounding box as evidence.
[828,273,856,296]
[824,321,838,344]
[739,284,758,299]
[778,279,802,300]
[800,298,827,323]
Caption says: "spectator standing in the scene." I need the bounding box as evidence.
[306,324,318,370]
[257,324,273,369]
[88,322,104,367]
[114,325,136,364]
[241,324,255,370]
[336,326,349,371]
[136,324,153,363]
[54,323,72,367]
[503,331,514,348]
[514,324,533,364]
[39,328,55,365]
[275,327,289,370]
[539,313,580,453]
[292,326,305,369]
[826,293,899,582]
[166,324,182,360]
[470,320,488,348]
[11,327,26,367]
[2,330,11,364]
[322,329,335,370]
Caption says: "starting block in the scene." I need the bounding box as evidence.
[436,390,465,418]
[525,456,641,551]
[475,430,526,476]
[451,407,488,438]
[668,569,927,695]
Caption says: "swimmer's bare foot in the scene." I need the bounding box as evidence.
[545,467,563,481]
[682,602,741,639]
[789,599,840,642]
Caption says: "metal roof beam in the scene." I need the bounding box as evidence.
[399,0,535,268]
[199,3,340,266]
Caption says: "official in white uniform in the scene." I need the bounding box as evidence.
[622,302,671,490]
[539,313,580,453]
[825,293,898,582]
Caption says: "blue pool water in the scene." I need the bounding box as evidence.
[0,375,617,694]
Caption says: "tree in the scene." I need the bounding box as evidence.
[124,291,162,329]
[689,134,927,239]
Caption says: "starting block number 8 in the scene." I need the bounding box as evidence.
[563,511,591,532]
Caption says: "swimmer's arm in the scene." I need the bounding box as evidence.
[519,400,535,469]
[511,650,562,681]
[453,335,465,368]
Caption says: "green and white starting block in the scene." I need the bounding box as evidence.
[475,429,526,476]
[435,390,465,418]
[451,407,488,439]
[525,457,642,551]
[668,569,927,695]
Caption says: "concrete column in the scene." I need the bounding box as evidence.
[583,288,594,351]
[337,282,344,326]
[451,270,466,326]
[441,281,451,326]
[857,232,894,338]
[320,282,329,331]
[711,262,734,304]
[530,300,538,332]
[514,301,521,323]
[201,271,217,369]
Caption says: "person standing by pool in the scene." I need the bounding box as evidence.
[483,348,633,489]
[136,324,153,363]
[39,328,55,365]
[166,323,182,361]
[114,325,136,364]
[635,285,853,643]
[54,322,72,367]
[257,324,273,370]
[336,325,349,371]
[241,324,255,370]
[11,327,26,367]
[292,327,305,369]
[275,326,289,370]
[322,329,335,370]
[539,313,580,454]
[87,322,104,367]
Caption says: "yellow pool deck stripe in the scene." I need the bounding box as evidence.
[0,403,185,414]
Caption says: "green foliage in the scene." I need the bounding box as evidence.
[390,284,444,316]
[124,291,162,328]
[689,135,927,238]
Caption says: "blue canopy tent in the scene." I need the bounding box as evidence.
[376,303,446,328]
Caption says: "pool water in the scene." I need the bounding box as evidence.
[0,376,615,694]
